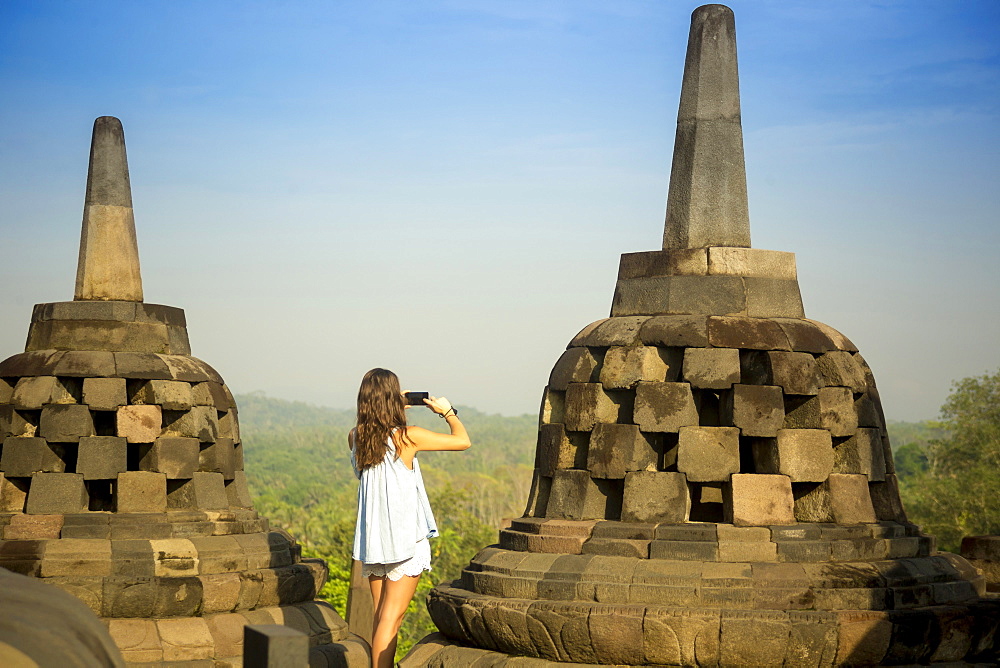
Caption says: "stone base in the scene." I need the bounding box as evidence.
[421,584,1000,666]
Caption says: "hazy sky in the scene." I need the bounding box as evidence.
[1,0,997,421]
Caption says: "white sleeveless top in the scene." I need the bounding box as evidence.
[351,431,438,564]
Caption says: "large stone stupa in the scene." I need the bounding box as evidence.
[405,5,1000,666]
[0,117,368,666]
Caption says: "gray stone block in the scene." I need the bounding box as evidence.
[139,436,199,478]
[218,409,240,442]
[27,320,171,354]
[683,347,740,389]
[639,314,709,347]
[13,376,74,409]
[870,475,907,522]
[753,429,834,483]
[771,318,838,354]
[744,277,805,318]
[131,380,194,410]
[588,423,657,479]
[0,349,63,377]
[116,471,167,512]
[77,437,128,479]
[523,470,552,517]
[0,378,12,404]
[0,405,36,439]
[112,352,172,379]
[135,303,186,327]
[613,275,748,317]
[726,473,795,526]
[540,388,565,427]
[162,406,218,442]
[816,351,866,393]
[199,438,236,479]
[834,428,886,481]
[51,350,116,377]
[707,316,790,350]
[677,426,740,482]
[26,472,88,513]
[568,319,609,347]
[116,405,162,443]
[1,437,66,476]
[0,472,29,511]
[622,471,690,523]
[167,471,228,510]
[547,470,608,520]
[203,381,231,410]
[39,404,95,442]
[600,345,679,388]
[745,351,820,395]
[586,316,649,346]
[720,384,784,437]
[537,424,586,475]
[549,348,601,391]
[82,377,127,411]
[244,624,309,668]
[827,473,877,524]
[225,471,253,508]
[564,384,618,431]
[634,382,699,432]
[792,482,833,522]
[166,326,192,355]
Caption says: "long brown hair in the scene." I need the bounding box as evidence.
[353,368,411,471]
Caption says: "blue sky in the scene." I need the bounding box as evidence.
[1,0,997,421]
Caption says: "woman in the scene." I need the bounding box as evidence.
[350,368,471,668]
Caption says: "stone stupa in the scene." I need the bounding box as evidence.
[0,117,368,666]
[403,5,1000,666]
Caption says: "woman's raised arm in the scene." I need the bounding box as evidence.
[406,396,471,452]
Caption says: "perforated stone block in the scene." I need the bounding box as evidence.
[870,475,906,522]
[600,346,679,389]
[81,377,127,411]
[218,409,240,442]
[564,384,618,431]
[0,473,29,511]
[753,429,834,482]
[225,471,253,508]
[0,405,35,438]
[721,384,784,437]
[726,473,795,526]
[168,471,228,510]
[39,404,94,442]
[132,380,194,410]
[0,437,66,476]
[139,436,199,478]
[200,438,236,479]
[547,470,608,521]
[163,406,218,442]
[12,376,73,409]
[549,348,600,391]
[77,436,127,479]
[827,473,877,524]
[26,472,88,513]
[677,426,740,482]
[816,351,866,393]
[634,382,699,432]
[784,387,858,437]
[683,347,740,389]
[745,351,820,395]
[622,471,689,523]
[0,378,13,403]
[117,405,162,443]
[539,387,564,425]
[834,428,886,481]
[537,424,583,476]
[588,423,657,479]
[117,471,167,512]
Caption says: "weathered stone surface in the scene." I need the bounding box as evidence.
[744,351,820,395]
[200,438,237,479]
[586,317,649,346]
[744,277,806,319]
[1,437,66,476]
[536,424,583,475]
[139,436,199,478]
[568,319,609,347]
[771,319,837,354]
[816,351,866,393]
[38,404,94,442]
[0,349,63,377]
[52,350,117,377]
[784,388,857,437]
[3,513,63,539]
[834,428,886,481]
[639,314,709,347]
[81,377,127,411]
[564,384,618,431]
[727,473,795,526]
[0,405,36,438]
[131,379,194,410]
[612,275,747,317]
[168,471,228,510]
[218,409,240,443]
[600,345,679,388]
[643,608,721,666]
[677,426,739,482]
[77,436,128,479]
[547,470,609,521]
[721,384,784,437]
[12,376,71,409]
[116,405,162,443]
[548,348,600,391]
[225,471,254,508]
[753,429,834,482]
[827,473,877,524]
[112,352,172,379]
[588,423,657,479]
[869,474,906,522]
[108,618,162,663]
[0,378,13,403]
[682,347,740,389]
[156,617,213,661]
[707,316,790,350]
[634,382,699,432]
[720,612,791,666]
[26,473,88,514]
[622,471,689,523]
[0,473,29,511]
[117,471,167,512]
[40,538,112,577]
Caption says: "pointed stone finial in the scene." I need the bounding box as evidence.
[74,116,143,301]
[663,4,750,250]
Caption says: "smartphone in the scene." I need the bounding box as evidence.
[404,392,430,406]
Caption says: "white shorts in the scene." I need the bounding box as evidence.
[362,539,432,580]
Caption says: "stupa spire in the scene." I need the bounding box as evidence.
[74,116,143,301]
[664,4,750,250]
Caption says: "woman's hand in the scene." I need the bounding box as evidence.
[423,396,453,416]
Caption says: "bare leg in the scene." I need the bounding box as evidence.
[369,574,421,668]
[368,574,386,649]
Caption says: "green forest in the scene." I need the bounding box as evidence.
[239,368,1000,660]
